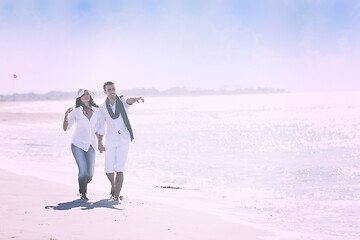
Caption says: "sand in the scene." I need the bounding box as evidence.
[0,169,271,240]
[0,104,273,239]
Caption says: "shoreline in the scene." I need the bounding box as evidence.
[0,168,272,240]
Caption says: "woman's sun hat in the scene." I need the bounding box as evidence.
[77,88,94,99]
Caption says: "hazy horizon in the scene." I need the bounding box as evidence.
[0,86,288,99]
[2,86,360,98]
[1,0,360,95]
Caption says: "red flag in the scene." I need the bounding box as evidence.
[13,74,18,79]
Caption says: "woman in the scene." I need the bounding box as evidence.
[63,89,100,200]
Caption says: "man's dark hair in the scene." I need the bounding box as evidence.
[103,81,114,91]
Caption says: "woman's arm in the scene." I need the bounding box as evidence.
[63,107,74,131]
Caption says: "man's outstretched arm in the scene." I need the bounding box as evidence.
[126,97,144,105]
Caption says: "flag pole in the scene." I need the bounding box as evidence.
[13,75,15,102]
[12,73,17,102]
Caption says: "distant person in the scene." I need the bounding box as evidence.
[63,89,100,200]
[97,81,144,202]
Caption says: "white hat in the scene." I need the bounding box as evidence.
[77,89,94,99]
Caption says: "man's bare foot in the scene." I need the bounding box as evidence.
[113,196,121,204]
[114,194,123,202]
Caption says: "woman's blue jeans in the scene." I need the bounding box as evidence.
[71,144,95,195]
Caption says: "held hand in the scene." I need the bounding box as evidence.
[98,143,105,153]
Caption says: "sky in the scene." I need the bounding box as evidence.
[0,0,360,94]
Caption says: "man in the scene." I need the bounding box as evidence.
[97,81,144,202]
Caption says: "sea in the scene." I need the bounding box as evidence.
[0,92,359,239]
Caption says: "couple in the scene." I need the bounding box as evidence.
[63,81,144,202]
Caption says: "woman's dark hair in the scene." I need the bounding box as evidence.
[75,95,99,109]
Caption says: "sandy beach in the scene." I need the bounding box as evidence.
[0,168,270,240]
[0,102,271,240]
[5,95,358,239]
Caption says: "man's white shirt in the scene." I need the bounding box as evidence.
[98,97,131,142]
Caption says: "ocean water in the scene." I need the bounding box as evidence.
[1,92,360,239]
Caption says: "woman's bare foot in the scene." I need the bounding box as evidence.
[81,193,88,200]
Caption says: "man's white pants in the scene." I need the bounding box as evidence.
[105,137,130,173]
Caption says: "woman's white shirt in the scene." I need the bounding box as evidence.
[66,106,100,151]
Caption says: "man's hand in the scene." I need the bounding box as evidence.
[126,97,144,105]
[98,143,105,153]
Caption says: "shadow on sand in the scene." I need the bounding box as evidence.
[45,198,123,211]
